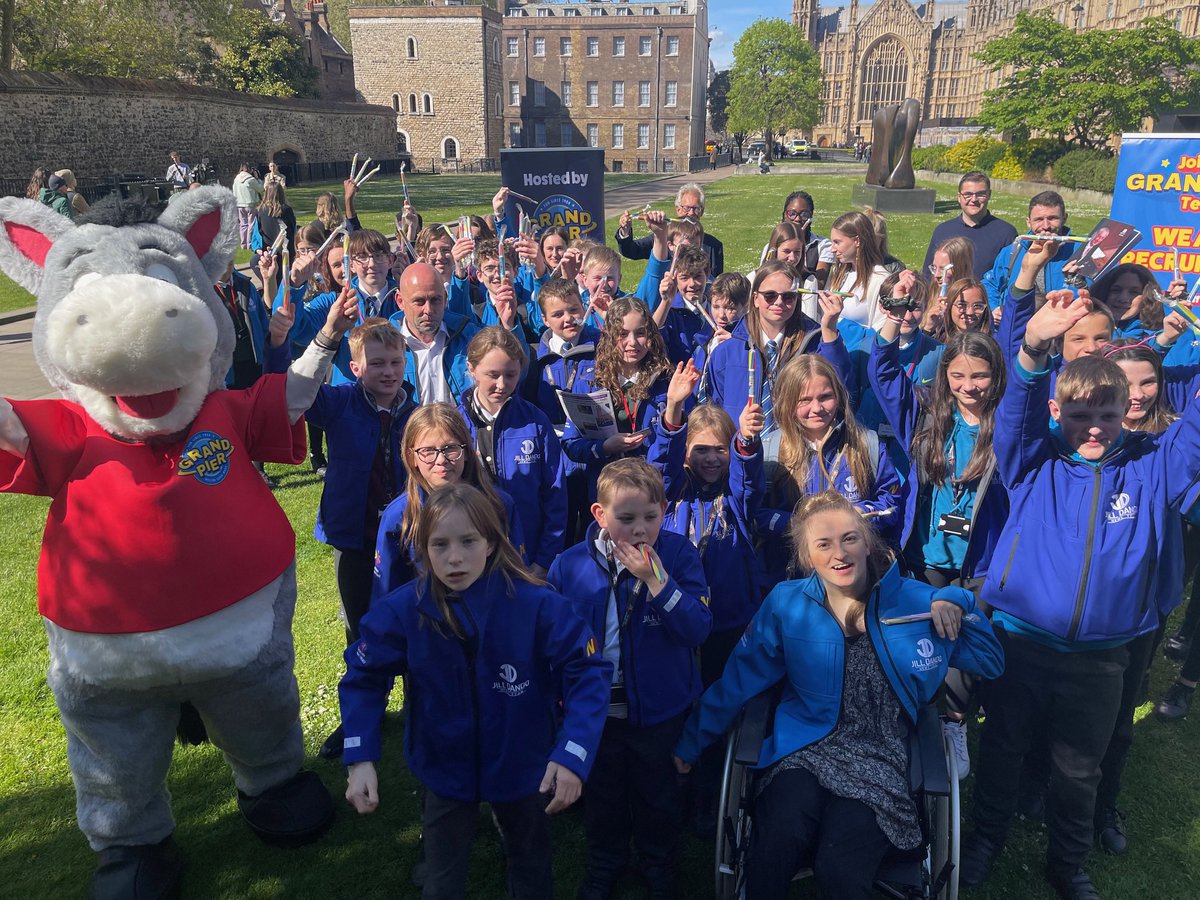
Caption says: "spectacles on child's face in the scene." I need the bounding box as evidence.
[952,302,988,314]
[295,246,318,257]
[785,209,813,223]
[757,290,799,305]
[412,443,467,463]
[351,252,390,265]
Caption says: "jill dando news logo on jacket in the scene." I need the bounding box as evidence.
[494,663,531,699]
[1105,492,1137,525]
[514,438,542,466]
[911,638,943,672]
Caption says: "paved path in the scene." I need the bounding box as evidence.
[603,165,732,219]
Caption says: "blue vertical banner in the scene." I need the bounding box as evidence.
[500,148,606,243]
[1111,133,1200,290]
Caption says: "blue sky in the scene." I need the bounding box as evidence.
[709,2,797,70]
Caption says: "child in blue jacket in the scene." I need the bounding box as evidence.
[340,483,611,900]
[548,458,712,899]
[673,491,1003,899]
[963,287,1200,900]
[652,245,716,369]
[459,327,566,577]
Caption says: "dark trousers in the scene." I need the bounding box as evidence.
[1095,629,1157,813]
[973,629,1128,876]
[333,546,375,646]
[421,789,552,900]
[564,469,590,547]
[583,711,688,891]
[307,421,326,462]
[746,766,892,900]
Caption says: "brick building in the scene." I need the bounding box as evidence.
[795,0,1200,148]
[349,4,505,167]
[501,0,710,173]
[348,1,709,173]
[248,1,356,102]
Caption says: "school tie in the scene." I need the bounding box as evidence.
[761,340,778,434]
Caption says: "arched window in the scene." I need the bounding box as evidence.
[423,93,433,115]
[443,137,459,160]
[397,131,410,154]
[492,38,500,62]
[857,37,910,122]
[408,93,418,114]
[406,36,418,59]
[391,94,400,112]
[495,94,501,117]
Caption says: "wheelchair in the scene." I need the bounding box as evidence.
[715,693,961,899]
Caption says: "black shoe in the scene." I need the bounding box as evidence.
[88,835,182,900]
[319,724,345,759]
[959,832,1003,887]
[1156,681,1195,720]
[1164,632,1192,663]
[310,454,328,477]
[237,770,335,847]
[1096,806,1127,855]
[1018,781,1047,821]
[1047,867,1101,900]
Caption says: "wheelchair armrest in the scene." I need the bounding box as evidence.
[732,690,776,766]
[909,704,951,796]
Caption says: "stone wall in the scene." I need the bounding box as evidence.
[0,71,395,181]
[350,6,504,166]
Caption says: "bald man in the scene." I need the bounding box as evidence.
[388,263,481,404]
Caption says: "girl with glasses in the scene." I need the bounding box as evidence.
[915,277,993,385]
[760,190,835,281]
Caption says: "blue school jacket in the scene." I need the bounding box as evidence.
[548,526,712,727]
[385,309,480,404]
[982,236,1076,310]
[524,327,602,426]
[457,393,567,569]
[647,422,766,631]
[867,334,1008,580]
[703,318,853,429]
[307,383,417,551]
[222,271,269,386]
[851,327,941,473]
[658,297,715,370]
[373,486,523,601]
[339,570,613,803]
[983,358,1200,642]
[674,563,1003,769]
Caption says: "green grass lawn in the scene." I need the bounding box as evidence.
[7,173,1194,899]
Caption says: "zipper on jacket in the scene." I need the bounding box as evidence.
[1068,467,1104,642]
[959,459,997,581]
[458,601,484,803]
[623,574,641,723]
[998,533,1020,591]
[869,586,919,720]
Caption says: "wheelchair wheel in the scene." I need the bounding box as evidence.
[714,729,752,900]
[927,729,962,900]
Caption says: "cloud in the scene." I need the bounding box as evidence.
[709,28,734,70]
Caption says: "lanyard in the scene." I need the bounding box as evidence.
[685,495,725,558]
[815,446,847,493]
[619,389,639,430]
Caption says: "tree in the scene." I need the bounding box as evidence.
[726,19,821,161]
[216,9,319,99]
[708,69,731,137]
[975,11,1200,151]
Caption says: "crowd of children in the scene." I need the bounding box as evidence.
[222,173,1200,900]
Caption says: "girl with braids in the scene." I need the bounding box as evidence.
[561,295,681,498]
[825,210,892,329]
[758,354,901,583]
[373,403,523,601]
[340,484,610,900]
[758,190,836,279]
[869,323,1010,779]
[704,261,852,435]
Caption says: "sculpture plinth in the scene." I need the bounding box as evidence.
[852,183,935,213]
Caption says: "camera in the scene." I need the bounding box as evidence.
[938,513,971,537]
[880,294,918,314]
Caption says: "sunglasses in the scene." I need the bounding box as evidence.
[757,290,799,305]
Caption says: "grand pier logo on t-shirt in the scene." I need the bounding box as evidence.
[177,430,235,484]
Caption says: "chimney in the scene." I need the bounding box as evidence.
[309,1,331,34]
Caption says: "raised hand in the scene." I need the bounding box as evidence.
[666,359,701,405]
[619,209,633,234]
[740,400,765,443]
[1158,310,1190,348]
[492,284,518,329]
[613,539,663,590]
[644,209,667,236]
[268,304,295,348]
[1025,288,1093,347]
[492,186,510,217]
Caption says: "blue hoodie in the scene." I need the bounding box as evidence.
[647,421,767,631]
[458,391,567,570]
[339,569,613,803]
[548,525,713,727]
[387,309,481,404]
[982,235,1076,310]
[983,356,1200,642]
[674,563,1004,768]
[867,334,1009,580]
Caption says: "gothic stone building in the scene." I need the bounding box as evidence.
[794,0,1200,148]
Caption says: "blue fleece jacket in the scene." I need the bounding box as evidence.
[339,569,613,802]
[982,235,1076,310]
[386,309,481,404]
[674,563,1004,768]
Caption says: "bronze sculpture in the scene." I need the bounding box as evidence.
[865,98,921,190]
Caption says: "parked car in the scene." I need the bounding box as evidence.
[789,139,810,157]
[748,141,767,157]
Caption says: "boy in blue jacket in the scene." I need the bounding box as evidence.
[653,245,716,369]
[963,287,1200,900]
[548,458,712,900]
[268,311,417,759]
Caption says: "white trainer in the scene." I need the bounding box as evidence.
[943,718,971,779]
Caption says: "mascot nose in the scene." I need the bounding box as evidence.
[46,273,219,394]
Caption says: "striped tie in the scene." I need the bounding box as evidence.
[761,339,778,434]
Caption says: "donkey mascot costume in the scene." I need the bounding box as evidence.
[0,187,339,898]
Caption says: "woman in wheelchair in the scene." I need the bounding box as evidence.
[673,491,1003,899]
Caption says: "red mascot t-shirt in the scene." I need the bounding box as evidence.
[0,374,305,634]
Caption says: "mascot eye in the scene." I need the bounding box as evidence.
[144,263,179,286]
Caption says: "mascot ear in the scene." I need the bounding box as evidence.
[0,197,77,295]
[157,186,239,283]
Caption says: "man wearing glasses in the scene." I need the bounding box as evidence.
[922,172,1018,278]
[616,182,725,275]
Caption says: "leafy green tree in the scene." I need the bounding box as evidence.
[216,9,319,99]
[976,11,1200,150]
[726,18,821,160]
[708,69,731,137]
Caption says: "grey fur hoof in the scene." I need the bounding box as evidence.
[238,769,334,847]
[88,835,181,900]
